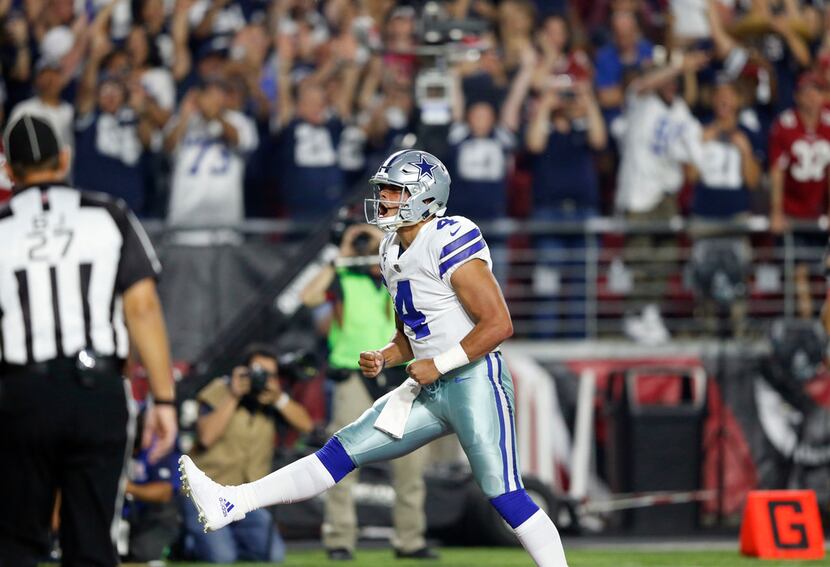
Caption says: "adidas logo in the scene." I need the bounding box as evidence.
[218,496,235,517]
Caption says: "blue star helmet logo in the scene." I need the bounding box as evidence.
[408,154,437,181]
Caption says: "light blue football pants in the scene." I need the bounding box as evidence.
[335,352,523,498]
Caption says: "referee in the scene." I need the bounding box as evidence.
[0,115,177,567]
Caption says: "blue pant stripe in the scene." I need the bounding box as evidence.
[486,353,509,493]
[489,353,515,491]
[496,353,522,489]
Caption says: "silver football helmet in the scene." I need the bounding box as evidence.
[365,149,451,232]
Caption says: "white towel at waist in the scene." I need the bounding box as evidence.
[373,377,421,439]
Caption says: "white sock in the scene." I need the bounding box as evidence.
[514,509,569,567]
[232,454,336,514]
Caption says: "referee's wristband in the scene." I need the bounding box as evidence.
[433,344,470,375]
[154,399,176,406]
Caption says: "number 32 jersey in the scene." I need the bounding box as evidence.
[379,216,492,360]
[769,108,830,218]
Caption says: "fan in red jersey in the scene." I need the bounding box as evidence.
[769,72,830,319]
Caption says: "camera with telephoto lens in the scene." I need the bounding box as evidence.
[247,363,272,396]
[244,354,315,408]
[415,69,453,125]
[330,208,378,274]
[348,229,377,275]
[418,1,489,46]
[410,2,488,126]
[351,231,373,257]
[330,207,373,257]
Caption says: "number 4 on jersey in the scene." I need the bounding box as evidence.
[394,280,430,339]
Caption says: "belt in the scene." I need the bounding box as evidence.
[1,353,124,378]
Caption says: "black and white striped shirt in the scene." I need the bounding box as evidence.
[0,184,161,365]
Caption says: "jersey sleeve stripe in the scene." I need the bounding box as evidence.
[439,239,486,277]
[440,228,481,259]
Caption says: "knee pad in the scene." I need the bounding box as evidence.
[489,489,539,529]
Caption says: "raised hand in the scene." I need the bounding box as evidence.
[359,350,385,378]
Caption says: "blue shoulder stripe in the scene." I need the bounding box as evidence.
[440,228,481,259]
[439,239,486,277]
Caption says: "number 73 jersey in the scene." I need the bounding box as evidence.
[167,111,258,227]
[379,216,492,360]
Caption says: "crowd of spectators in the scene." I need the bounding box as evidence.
[2,0,830,332]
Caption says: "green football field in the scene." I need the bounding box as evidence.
[153,547,825,567]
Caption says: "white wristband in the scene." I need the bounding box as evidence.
[433,344,470,375]
[275,392,290,410]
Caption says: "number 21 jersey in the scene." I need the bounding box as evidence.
[379,216,492,360]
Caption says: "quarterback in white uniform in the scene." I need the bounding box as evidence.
[378,213,491,359]
[179,150,568,567]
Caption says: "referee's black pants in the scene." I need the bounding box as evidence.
[0,361,134,567]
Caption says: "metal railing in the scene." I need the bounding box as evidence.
[139,215,829,344]
[477,215,828,339]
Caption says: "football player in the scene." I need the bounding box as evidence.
[179,150,567,566]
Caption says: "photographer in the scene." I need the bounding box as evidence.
[302,221,437,561]
[181,344,313,563]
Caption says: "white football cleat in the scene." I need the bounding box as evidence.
[179,455,246,532]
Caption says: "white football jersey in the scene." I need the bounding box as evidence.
[167,110,258,227]
[379,215,492,359]
[614,92,702,213]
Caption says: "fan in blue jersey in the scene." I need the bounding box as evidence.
[73,36,153,215]
[446,55,532,286]
[689,81,762,221]
[180,150,569,567]
[447,68,526,221]
[525,78,607,337]
[274,80,348,219]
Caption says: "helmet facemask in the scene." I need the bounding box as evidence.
[365,182,422,232]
